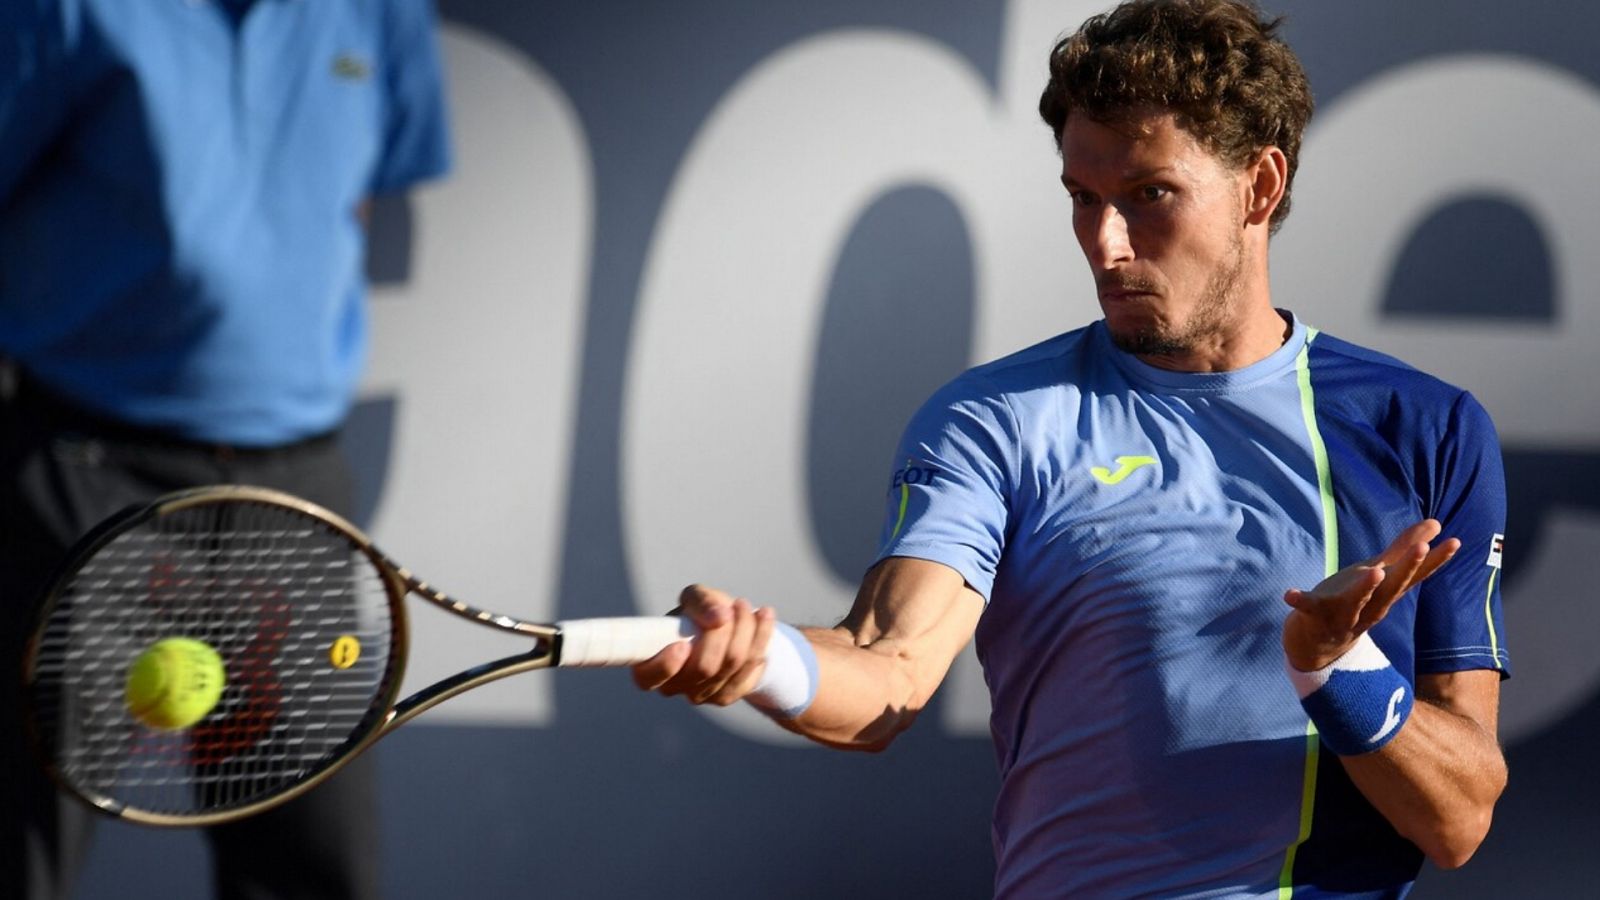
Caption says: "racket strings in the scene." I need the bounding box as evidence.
[29,501,398,819]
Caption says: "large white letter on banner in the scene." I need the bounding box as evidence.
[623,1,1104,742]
[362,26,593,724]
[1275,56,1600,742]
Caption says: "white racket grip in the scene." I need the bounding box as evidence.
[556,617,695,667]
[555,616,819,718]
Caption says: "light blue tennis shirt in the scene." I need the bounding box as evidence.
[876,314,1508,899]
[0,0,450,445]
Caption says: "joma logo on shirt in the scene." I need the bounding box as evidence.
[1090,455,1157,485]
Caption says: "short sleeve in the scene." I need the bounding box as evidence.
[871,374,1015,600]
[1414,391,1511,676]
[368,0,451,194]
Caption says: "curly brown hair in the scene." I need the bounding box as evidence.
[1038,0,1314,232]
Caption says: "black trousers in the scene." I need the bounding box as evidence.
[1,372,380,900]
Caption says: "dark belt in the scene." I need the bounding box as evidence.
[0,361,340,461]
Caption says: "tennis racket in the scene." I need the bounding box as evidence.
[22,484,749,827]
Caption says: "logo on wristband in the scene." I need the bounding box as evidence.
[1370,686,1407,744]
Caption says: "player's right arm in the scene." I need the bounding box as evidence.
[636,369,1009,747]
[632,556,984,751]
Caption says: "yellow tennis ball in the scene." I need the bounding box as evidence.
[124,638,227,731]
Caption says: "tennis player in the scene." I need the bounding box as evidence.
[634,1,1509,896]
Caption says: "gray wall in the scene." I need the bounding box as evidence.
[75,1,1600,896]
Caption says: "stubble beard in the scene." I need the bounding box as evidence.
[1107,231,1246,357]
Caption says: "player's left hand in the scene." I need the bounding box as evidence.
[1282,519,1460,671]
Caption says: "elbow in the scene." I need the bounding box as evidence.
[818,680,929,753]
[839,705,923,753]
[808,718,911,754]
[1417,769,1507,870]
[795,637,947,753]
[835,654,934,752]
[1427,851,1474,872]
[1419,814,1491,870]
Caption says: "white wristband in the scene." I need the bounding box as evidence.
[745,622,819,719]
[1287,632,1413,755]
[1285,631,1394,698]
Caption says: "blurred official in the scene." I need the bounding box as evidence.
[0,1,450,897]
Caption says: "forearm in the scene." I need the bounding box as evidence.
[766,560,983,750]
[637,560,982,750]
[776,625,952,751]
[1338,686,1506,868]
[1279,521,1506,865]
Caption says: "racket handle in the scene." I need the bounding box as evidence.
[555,616,696,667]
[555,616,818,717]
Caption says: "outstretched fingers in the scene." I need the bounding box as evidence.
[1283,563,1385,620]
[1412,535,1462,585]
[1365,519,1443,569]
[1281,519,1465,671]
[1360,542,1429,627]
[1359,522,1463,629]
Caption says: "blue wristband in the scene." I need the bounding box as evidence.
[1287,633,1414,756]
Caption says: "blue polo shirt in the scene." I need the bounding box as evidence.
[876,314,1508,898]
[0,0,450,445]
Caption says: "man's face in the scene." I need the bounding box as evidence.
[1060,110,1253,356]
